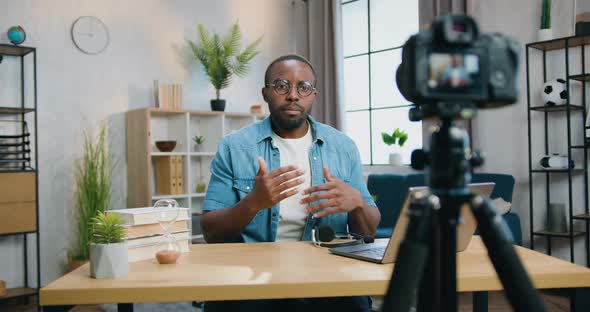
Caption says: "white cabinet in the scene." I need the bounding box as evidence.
[126,108,260,218]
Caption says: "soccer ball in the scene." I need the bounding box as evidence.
[541,78,568,106]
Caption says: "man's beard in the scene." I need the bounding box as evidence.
[269,104,310,130]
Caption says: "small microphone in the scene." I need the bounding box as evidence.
[315,225,375,244]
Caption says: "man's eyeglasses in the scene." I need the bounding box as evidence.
[265,79,316,97]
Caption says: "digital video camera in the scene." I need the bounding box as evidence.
[396,15,520,113]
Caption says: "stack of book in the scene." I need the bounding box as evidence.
[107,207,191,262]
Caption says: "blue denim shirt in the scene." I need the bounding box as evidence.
[203,116,376,243]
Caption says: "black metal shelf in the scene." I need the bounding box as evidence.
[527,34,590,267]
[0,45,40,302]
[527,34,590,51]
[531,168,584,173]
[0,230,37,238]
[0,287,37,302]
[574,214,590,221]
[529,104,584,112]
[0,44,35,57]
[532,230,586,238]
[569,73,590,82]
[0,107,35,115]
[0,168,36,173]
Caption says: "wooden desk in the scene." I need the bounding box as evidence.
[40,237,590,310]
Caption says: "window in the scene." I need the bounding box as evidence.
[341,0,421,165]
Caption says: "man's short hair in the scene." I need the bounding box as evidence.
[264,54,317,85]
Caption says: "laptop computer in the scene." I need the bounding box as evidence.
[329,183,495,264]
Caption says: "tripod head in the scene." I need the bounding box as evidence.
[409,101,484,194]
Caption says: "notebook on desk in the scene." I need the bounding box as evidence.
[329,183,495,264]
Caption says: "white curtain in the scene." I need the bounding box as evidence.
[290,0,345,130]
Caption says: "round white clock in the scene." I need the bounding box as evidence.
[71,16,110,54]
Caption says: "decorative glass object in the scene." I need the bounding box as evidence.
[195,176,208,194]
[153,199,181,264]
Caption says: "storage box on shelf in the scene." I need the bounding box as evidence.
[526,34,590,266]
[0,44,39,303]
[126,108,260,241]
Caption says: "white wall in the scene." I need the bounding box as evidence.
[0,0,293,287]
[470,0,588,265]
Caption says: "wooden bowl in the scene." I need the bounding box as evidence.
[155,140,177,152]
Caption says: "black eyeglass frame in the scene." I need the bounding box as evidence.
[265,78,317,97]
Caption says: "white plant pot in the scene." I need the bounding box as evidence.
[537,28,553,42]
[389,153,403,166]
[90,242,129,279]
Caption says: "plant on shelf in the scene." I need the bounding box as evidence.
[538,0,552,41]
[196,180,208,194]
[196,157,207,193]
[188,21,262,112]
[89,211,128,278]
[382,128,408,166]
[193,135,205,152]
[68,123,113,270]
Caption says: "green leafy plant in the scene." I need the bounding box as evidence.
[188,21,262,100]
[70,123,113,261]
[540,0,551,29]
[382,128,409,148]
[90,211,126,244]
[196,183,207,193]
[193,135,205,145]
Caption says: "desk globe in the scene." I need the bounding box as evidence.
[7,26,26,45]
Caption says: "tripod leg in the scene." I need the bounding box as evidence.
[571,287,590,312]
[470,195,546,312]
[382,193,435,312]
[437,195,465,312]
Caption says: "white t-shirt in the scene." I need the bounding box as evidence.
[271,125,313,241]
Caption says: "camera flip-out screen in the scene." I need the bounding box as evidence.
[427,52,483,96]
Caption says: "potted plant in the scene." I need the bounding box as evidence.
[89,211,128,278]
[196,177,208,194]
[188,21,262,111]
[195,157,207,193]
[68,123,113,271]
[193,135,205,152]
[538,0,552,41]
[382,128,408,166]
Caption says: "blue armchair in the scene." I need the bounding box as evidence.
[367,172,522,245]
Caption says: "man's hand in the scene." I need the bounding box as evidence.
[300,167,365,218]
[249,157,306,211]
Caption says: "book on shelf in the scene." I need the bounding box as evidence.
[124,219,190,239]
[107,207,190,226]
[154,155,184,195]
[128,238,190,262]
[175,155,184,194]
[154,81,183,109]
[126,230,190,248]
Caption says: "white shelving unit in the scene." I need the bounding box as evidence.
[127,108,262,239]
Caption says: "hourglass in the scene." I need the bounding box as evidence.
[153,199,181,264]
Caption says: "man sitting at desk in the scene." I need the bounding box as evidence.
[201,54,380,312]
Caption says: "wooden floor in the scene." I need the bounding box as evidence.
[0,290,571,311]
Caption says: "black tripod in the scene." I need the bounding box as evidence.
[382,105,546,312]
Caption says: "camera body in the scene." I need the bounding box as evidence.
[397,15,520,110]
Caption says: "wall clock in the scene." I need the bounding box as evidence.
[71,16,110,54]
